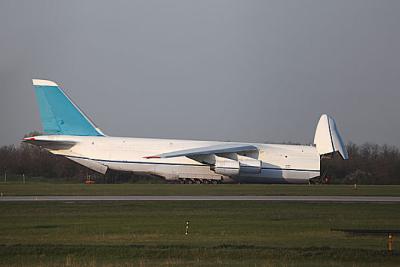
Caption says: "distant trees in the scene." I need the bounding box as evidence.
[0,145,17,178]
[322,143,400,184]
[0,133,399,184]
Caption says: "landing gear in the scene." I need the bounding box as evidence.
[177,178,221,184]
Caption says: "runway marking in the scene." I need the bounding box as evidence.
[1,196,400,203]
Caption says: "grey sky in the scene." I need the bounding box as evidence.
[1,1,399,146]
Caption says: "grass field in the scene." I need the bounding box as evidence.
[0,201,399,266]
[1,183,400,196]
[1,183,399,266]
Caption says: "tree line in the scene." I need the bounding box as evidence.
[0,135,399,184]
[322,142,400,184]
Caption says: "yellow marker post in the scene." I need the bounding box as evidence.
[388,233,394,255]
[332,228,399,255]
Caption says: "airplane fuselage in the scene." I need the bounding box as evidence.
[40,135,320,184]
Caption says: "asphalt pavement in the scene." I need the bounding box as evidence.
[1,195,400,202]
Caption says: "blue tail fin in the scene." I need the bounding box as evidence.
[32,79,104,136]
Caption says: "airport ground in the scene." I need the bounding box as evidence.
[1,182,400,196]
[0,182,399,266]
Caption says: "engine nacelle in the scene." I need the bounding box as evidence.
[239,158,261,174]
[213,158,240,176]
[212,156,262,176]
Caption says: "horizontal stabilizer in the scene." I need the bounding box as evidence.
[23,137,77,150]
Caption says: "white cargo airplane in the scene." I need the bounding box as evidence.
[24,79,348,184]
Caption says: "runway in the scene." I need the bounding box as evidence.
[1,195,400,203]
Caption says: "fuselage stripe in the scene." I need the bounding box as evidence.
[65,155,319,172]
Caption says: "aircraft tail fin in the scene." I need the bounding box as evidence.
[32,79,105,136]
[313,114,348,159]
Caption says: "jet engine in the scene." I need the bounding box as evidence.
[212,156,261,176]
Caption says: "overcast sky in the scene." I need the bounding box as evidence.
[0,1,399,146]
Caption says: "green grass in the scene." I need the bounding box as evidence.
[0,201,399,266]
[1,183,400,196]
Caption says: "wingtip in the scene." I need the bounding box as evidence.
[32,79,58,86]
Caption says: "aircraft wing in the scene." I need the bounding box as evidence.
[144,143,258,159]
